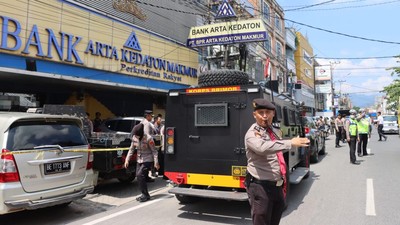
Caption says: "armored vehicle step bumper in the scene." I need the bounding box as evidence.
[168,187,248,201]
[289,167,309,184]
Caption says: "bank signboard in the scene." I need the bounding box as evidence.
[0,1,199,86]
[187,19,267,47]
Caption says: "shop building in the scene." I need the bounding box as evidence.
[0,0,203,118]
[293,31,315,116]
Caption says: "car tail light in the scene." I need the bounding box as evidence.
[304,127,310,134]
[165,127,175,154]
[0,149,20,183]
[86,145,93,170]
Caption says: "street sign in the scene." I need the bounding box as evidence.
[187,19,267,48]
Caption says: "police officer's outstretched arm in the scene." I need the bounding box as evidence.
[291,137,310,147]
[148,136,160,170]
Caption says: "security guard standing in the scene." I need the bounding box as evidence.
[345,109,360,165]
[244,98,309,225]
[356,109,371,157]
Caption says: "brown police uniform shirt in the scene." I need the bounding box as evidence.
[245,123,292,181]
[126,134,158,164]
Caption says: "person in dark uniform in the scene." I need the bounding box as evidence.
[244,98,310,225]
[93,112,102,132]
[345,109,360,165]
[124,123,159,202]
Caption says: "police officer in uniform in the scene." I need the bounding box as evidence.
[244,98,309,225]
[356,109,371,157]
[345,109,360,165]
[124,123,159,202]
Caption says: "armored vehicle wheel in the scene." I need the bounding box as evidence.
[118,174,136,183]
[198,69,249,87]
[175,194,199,204]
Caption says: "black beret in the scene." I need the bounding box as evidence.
[252,98,275,111]
[144,110,153,116]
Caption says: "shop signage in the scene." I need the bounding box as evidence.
[187,19,267,47]
[0,16,197,82]
[315,65,331,81]
[316,83,332,94]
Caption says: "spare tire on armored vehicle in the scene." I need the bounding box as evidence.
[198,69,249,87]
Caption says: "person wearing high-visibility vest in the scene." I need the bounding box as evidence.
[345,109,360,165]
[356,109,371,157]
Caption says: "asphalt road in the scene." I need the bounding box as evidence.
[2,128,400,225]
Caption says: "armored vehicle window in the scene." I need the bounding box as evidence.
[288,110,296,125]
[295,112,302,125]
[283,107,289,126]
[195,103,228,127]
[274,105,282,122]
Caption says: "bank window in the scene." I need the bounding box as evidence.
[303,50,313,65]
[262,1,270,23]
[304,68,311,78]
[276,42,282,61]
[275,14,282,32]
[195,103,228,127]
[264,33,271,53]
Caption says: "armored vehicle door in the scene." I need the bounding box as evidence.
[165,87,258,176]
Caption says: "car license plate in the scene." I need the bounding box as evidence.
[44,161,71,175]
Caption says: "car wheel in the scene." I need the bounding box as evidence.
[319,138,326,155]
[310,142,319,163]
[118,174,136,183]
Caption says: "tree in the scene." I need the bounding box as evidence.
[382,56,400,111]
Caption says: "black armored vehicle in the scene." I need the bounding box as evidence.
[163,70,310,203]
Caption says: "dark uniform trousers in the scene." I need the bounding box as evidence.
[335,127,343,146]
[377,124,386,140]
[247,179,285,225]
[136,162,153,197]
[348,136,357,163]
[357,133,368,155]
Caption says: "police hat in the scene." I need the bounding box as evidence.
[252,98,275,111]
[144,110,154,116]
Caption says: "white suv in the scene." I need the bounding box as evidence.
[382,115,399,134]
[0,112,95,214]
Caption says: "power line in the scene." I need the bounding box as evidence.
[284,0,335,12]
[314,55,399,60]
[284,18,400,45]
[283,0,400,12]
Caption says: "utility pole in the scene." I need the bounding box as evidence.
[330,61,340,116]
[338,80,346,109]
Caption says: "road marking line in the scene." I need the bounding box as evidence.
[82,195,170,225]
[366,178,376,216]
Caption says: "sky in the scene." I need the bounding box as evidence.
[275,0,400,108]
